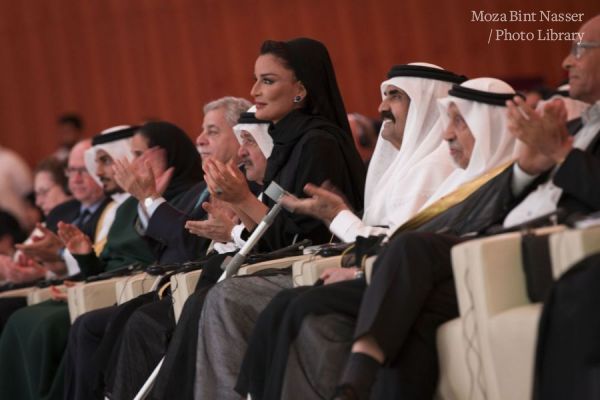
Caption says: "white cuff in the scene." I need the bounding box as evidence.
[137,197,167,231]
[146,197,166,216]
[511,163,539,196]
[213,242,238,254]
[231,224,247,248]
[329,210,365,243]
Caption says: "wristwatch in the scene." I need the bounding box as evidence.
[354,269,365,280]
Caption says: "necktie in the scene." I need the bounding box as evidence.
[74,208,91,228]
[192,188,210,213]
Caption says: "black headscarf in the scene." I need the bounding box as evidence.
[136,121,203,200]
[264,38,365,210]
[281,38,352,136]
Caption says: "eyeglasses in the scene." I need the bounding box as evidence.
[570,41,600,59]
[65,167,89,177]
[35,185,58,198]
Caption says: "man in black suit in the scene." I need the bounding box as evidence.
[529,14,600,400]
[131,96,251,264]
[12,139,108,278]
[0,139,107,331]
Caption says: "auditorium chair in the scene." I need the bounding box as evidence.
[27,286,56,304]
[115,273,162,305]
[0,287,31,299]
[237,254,314,277]
[171,269,202,322]
[67,277,125,322]
[436,224,600,400]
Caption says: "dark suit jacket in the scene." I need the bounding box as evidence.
[145,182,211,264]
[45,197,111,240]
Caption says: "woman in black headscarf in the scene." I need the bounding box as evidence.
[202,38,365,249]
[177,38,367,400]
[144,38,366,400]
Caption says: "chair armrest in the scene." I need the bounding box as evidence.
[27,286,55,305]
[171,270,202,322]
[237,255,311,276]
[67,277,122,322]
[291,255,336,287]
[452,231,529,318]
[364,256,377,285]
[549,225,600,279]
[0,287,34,298]
[115,273,160,305]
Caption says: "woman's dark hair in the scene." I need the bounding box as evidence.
[260,40,293,70]
[34,157,70,195]
[258,38,351,136]
[135,121,203,200]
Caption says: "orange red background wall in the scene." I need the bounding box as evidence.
[0,0,596,165]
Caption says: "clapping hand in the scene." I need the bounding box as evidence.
[203,159,251,204]
[113,147,174,202]
[15,224,64,263]
[185,199,239,243]
[280,182,349,225]
[57,222,93,255]
[0,254,47,283]
[507,96,572,174]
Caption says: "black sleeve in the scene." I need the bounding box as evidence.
[145,201,212,263]
[258,132,352,252]
[72,252,105,278]
[554,148,600,212]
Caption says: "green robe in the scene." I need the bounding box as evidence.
[0,197,155,400]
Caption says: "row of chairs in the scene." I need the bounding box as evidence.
[2,225,599,399]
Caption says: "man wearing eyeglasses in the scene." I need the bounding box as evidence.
[531,14,600,400]
[501,14,600,227]
[565,36,600,105]
[16,140,108,272]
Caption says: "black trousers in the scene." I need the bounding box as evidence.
[64,292,158,400]
[64,305,118,400]
[534,252,600,400]
[354,232,465,399]
[108,296,175,400]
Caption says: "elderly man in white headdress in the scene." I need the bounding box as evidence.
[185,106,273,252]
[234,77,521,400]
[418,77,519,210]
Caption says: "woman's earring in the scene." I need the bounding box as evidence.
[293,95,302,103]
